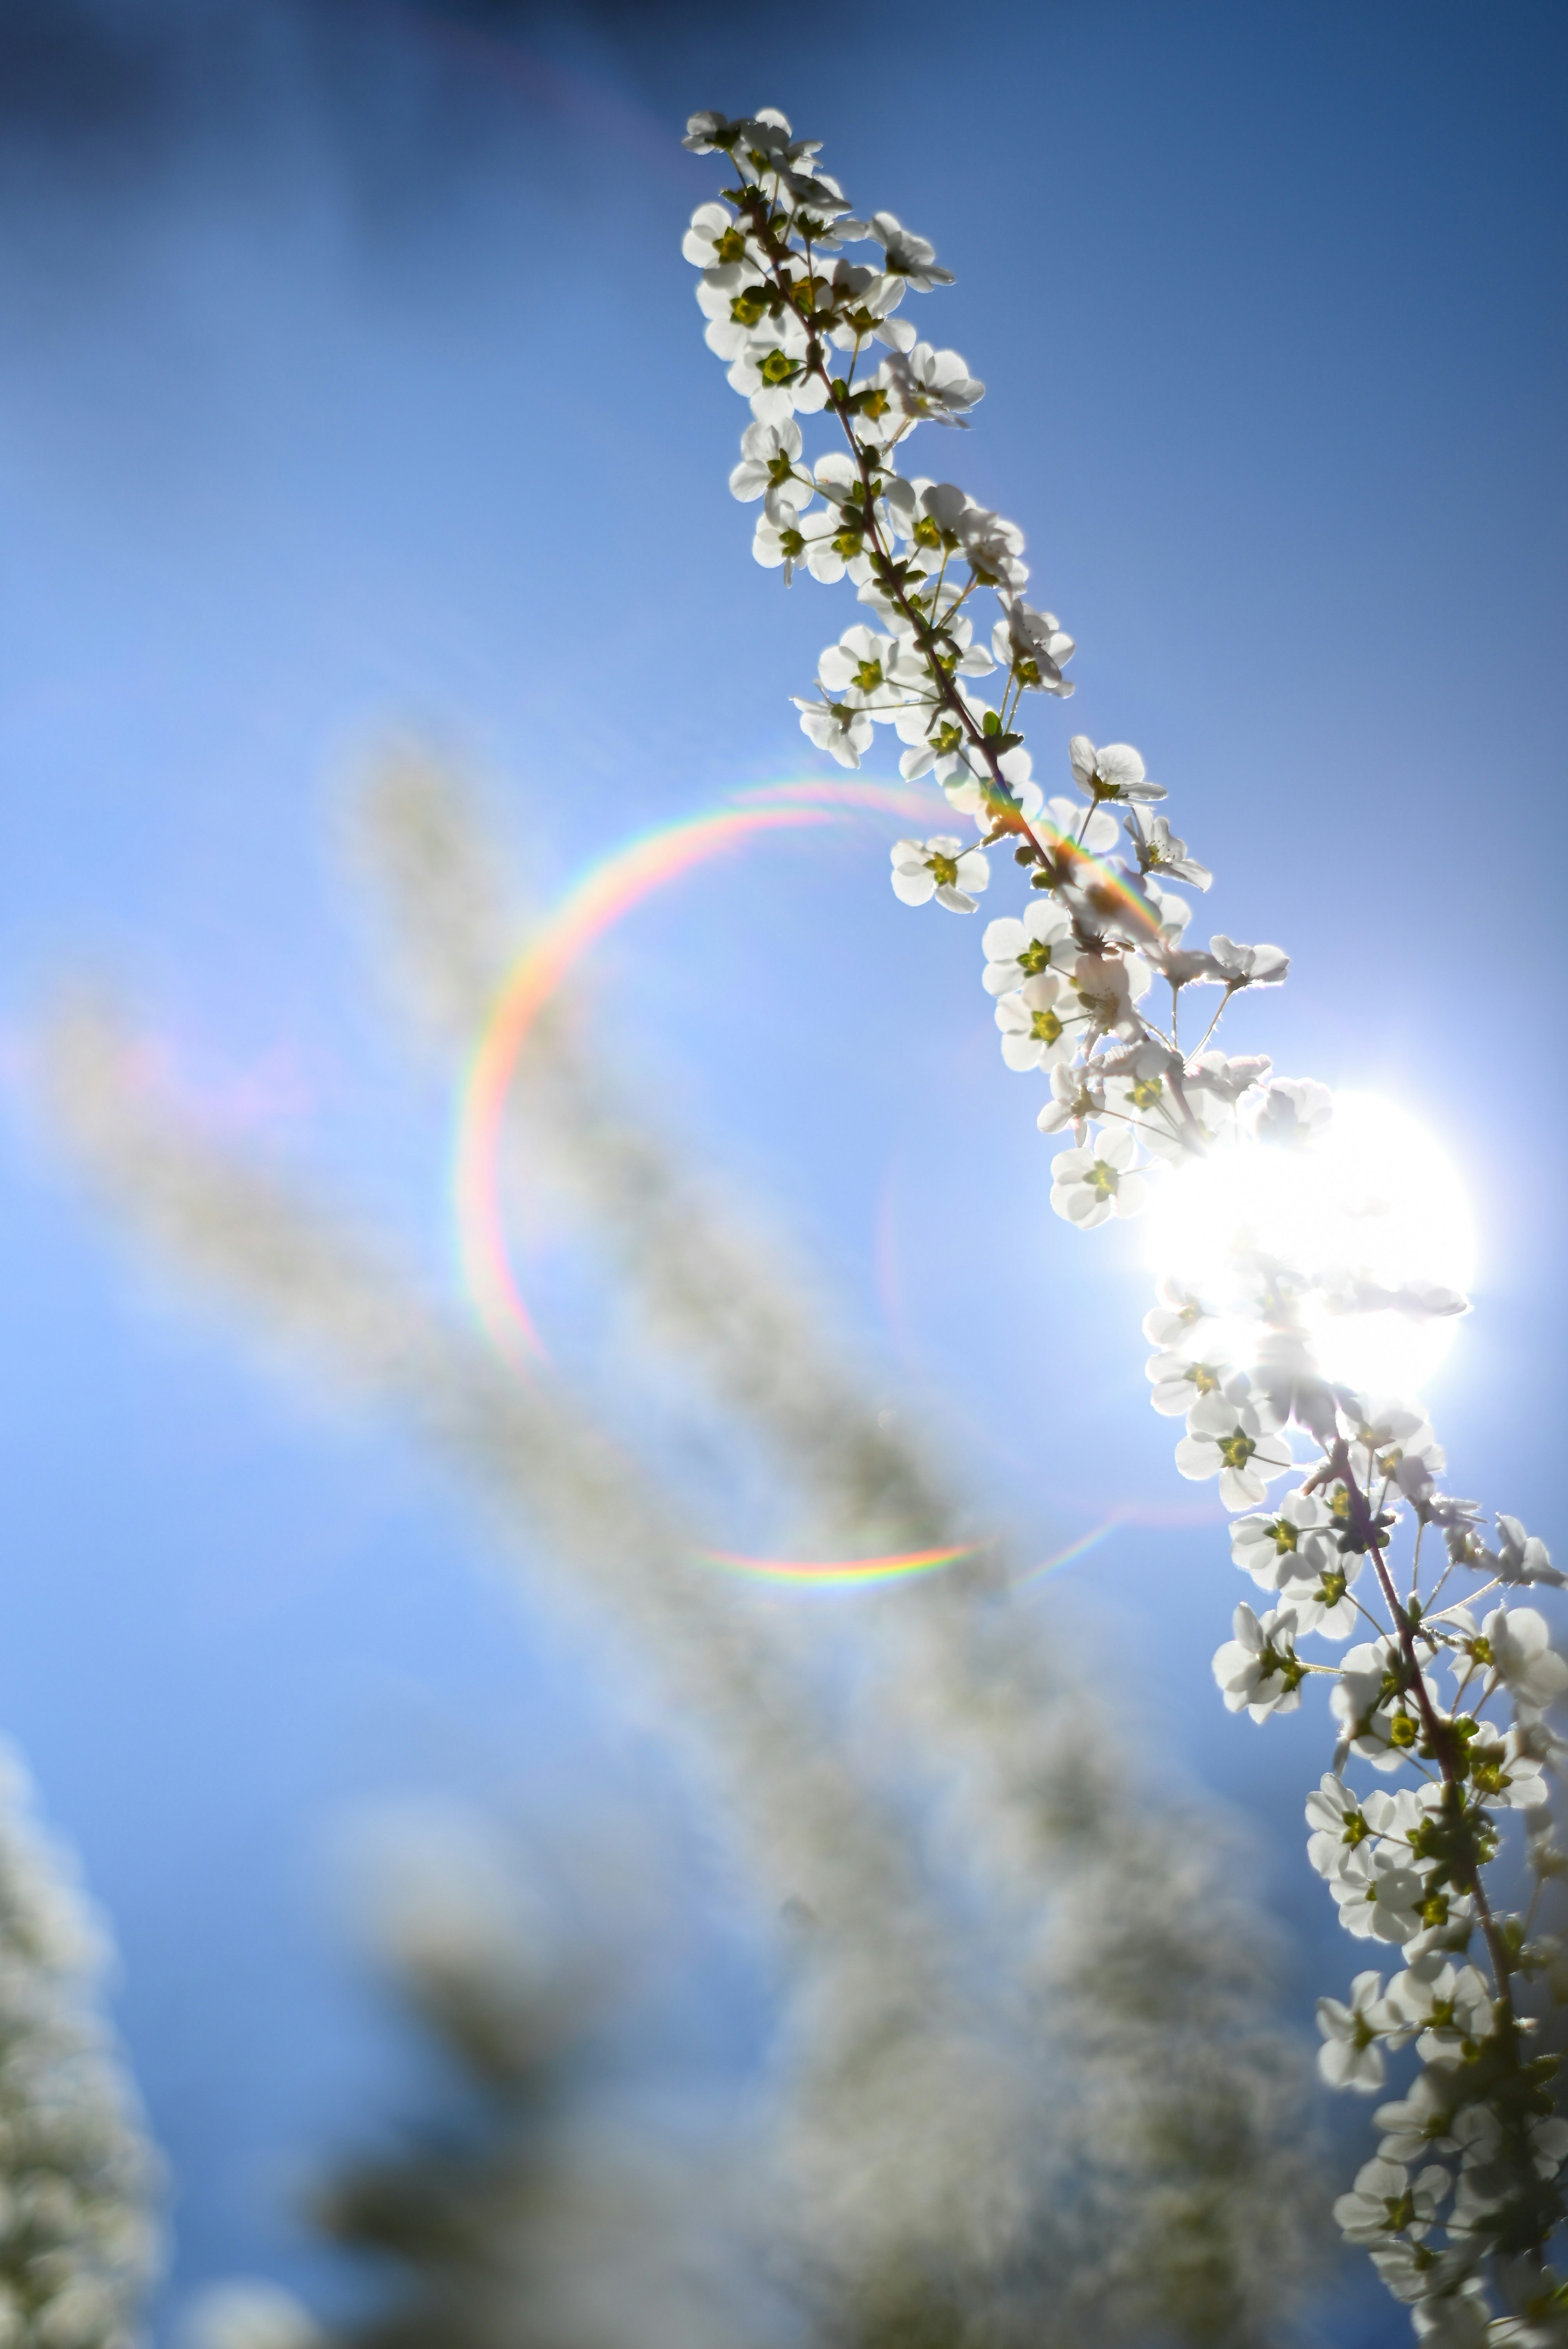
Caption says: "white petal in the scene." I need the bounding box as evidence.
[1174,1435,1218,1481]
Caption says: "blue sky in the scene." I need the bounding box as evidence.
[0,2,1563,2339]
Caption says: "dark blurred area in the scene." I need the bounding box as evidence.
[0,0,835,199]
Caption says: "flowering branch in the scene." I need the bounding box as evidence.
[682,105,1568,2347]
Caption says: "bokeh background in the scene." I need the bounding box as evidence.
[0,1,1563,2340]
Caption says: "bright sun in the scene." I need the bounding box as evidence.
[1142,1091,1475,1397]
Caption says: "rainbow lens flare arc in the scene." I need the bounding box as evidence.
[450,782,944,1365]
[693,1541,986,1590]
[448,781,1164,1602]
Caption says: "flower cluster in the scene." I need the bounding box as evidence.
[0,1744,160,2349]
[684,108,1568,2343]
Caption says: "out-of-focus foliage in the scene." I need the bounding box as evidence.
[0,1747,159,2349]
[304,1825,780,2349]
[45,754,1334,2347]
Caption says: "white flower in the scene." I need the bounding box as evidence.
[684,106,800,160]
[1482,1605,1568,1714]
[1065,860,1169,958]
[889,835,989,913]
[1147,1348,1231,1418]
[1042,791,1120,851]
[1375,2252,1488,2321]
[882,474,1018,592]
[1333,2156,1448,2242]
[1036,1060,1104,1143]
[1399,1892,1477,1970]
[1175,1392,1294,1510]
[1049,1124,1149,1228]
[682,109,756,155]
[1067,735,1166,805]
[1384,1962,1493,2056]
[1183,1051,1272,1113]
[1145,882,1197,953]
[1316,1970,1393,2090]
[1330,1846,1426,1944]
[952,738,1042,829]
[1209,933,1291,988]
[1345,1395,1432,1474]
[725,313,832,424]
[1212,1602,1305,1718]
[995,976,1077,1072]
[1529,2117,1568,2180]
[753,491,862,584]
[1248,1331,1342,1446]
[818,622,916,716]
[866,344,984,432]
[1232,1490,1332,1589]
[880,602,994,676]
[1279,1551,1363,1640]
[1098,1040,1188,1156]
[697,270,776,358]
[751,502,801,579]
[1066,949,1152,1042]
[955,505,1027,593]
[1409,2289,1492,2349]
[991,600,1075,696]
[810,448,869,505]
[863,210,955,290]
[980,901,1077,996]
[1149,940,1223,994]
[695,260,775,334]
[1025,796,1123,900]
[882,471,961,550]
[794,693,874,768]
[1388,1433,1449,1512]
[728,417,810,517]
[1494,1513,1566,1589]
[1249,1074,1332,1143]
[1450,2163,1512,2228]
[1333,1639,1421,1772]
[898,714,973,786]
[1374,2068,1463,2161]
[1124,807,1212,888]
[1143,1277,1214,1353]
[1306,1774,1379,1881]
[820,259,915,354]
[682,200,760,276]
[1466,1724,1551,1809]
[783,460,880,583]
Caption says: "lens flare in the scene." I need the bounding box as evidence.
[451,781,944,1364]
[1142,1090,1474,1395]
[694,1541,984,1590]
[1012,1515,1130,1585]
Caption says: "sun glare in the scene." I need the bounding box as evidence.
[1142,1092,1475,1397]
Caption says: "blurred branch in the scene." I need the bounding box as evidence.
[0,1741,160,2349]
[33,754,1334,2344]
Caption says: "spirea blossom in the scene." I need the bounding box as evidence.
[683,106,1568,2340]
[0,1745,160,2349]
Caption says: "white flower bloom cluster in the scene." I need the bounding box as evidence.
[0,1745,160,2349]
[684,107,1568,2342]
